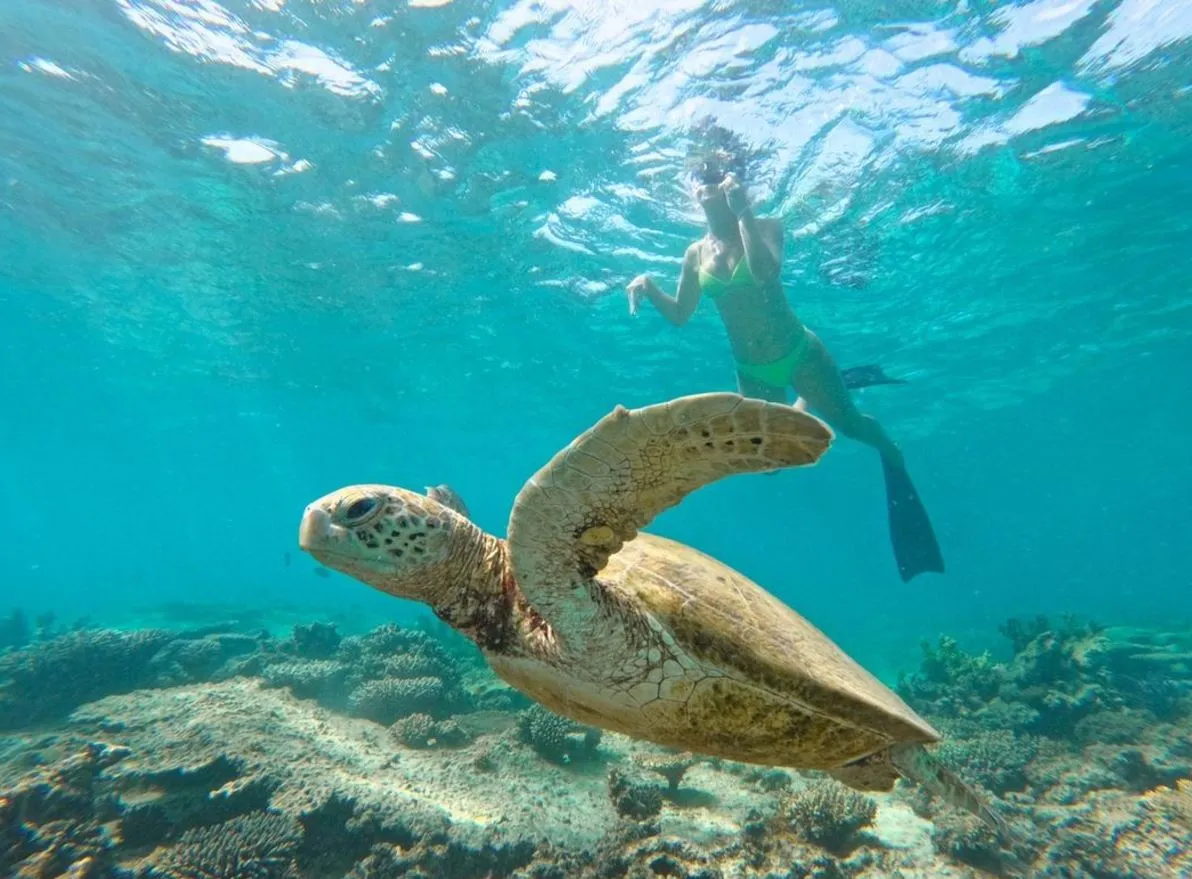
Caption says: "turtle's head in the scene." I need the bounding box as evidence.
[298,484,483,606]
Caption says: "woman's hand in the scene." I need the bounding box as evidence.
[721,173,750,217]
[626,274,654,315]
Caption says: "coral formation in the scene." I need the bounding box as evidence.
[0,609,30,653]
[607,767,663,822]
[141,810,304,879]
[0,628,176,729]
[777,779,876,855]
[390,713,470,749]
[632,751,701,794]
[516,704,603,765]
[896,614,1192,875]
[289,621,342,660]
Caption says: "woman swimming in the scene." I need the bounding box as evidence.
[626,151,943,582]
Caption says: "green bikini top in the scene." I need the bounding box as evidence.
[698,255,756,299]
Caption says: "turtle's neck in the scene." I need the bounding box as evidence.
[430,529,518,652]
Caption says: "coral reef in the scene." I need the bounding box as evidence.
[896,614,1192,875]
[0,613,1189,878]
[0,628,176,729]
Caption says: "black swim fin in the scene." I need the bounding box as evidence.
[881,457,944,582]
[842,364,908,390]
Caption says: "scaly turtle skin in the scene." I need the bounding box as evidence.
[298,393,1001,831]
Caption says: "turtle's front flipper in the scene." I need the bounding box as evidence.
[506,393,834,649]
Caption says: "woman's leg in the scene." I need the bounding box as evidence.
[790,331,904,468]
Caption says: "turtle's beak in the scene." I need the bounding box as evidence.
[299,505,333,552]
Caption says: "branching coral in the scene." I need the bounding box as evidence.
[936,729,1039,796]
[516,705,602,765]
[607,768,662,822]
[145,810,304,879]
[778,779,876,855]
[348,676,446,725]
[389,714,470,749]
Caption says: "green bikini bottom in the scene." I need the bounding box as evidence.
[734,329,812,389]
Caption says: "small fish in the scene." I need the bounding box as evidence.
[283,552,292,568]
[425,484,470,518]
[312,567,331,579]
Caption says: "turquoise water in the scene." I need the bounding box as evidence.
[3,0,1191,676]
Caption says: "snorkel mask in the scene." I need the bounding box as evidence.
[696,159,726,186]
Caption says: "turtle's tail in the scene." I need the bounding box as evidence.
[890,743,1007,837]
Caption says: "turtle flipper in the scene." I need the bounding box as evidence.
[506,393,833,646]
[890,744,1007,837]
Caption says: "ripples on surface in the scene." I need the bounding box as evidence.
[5,0,1191,425]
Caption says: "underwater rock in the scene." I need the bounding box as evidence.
[1,613,1189,879]
[0,741,131,879]
[343,833,540,879]
[516,704,603,765]
[1034,781,1192,877]
[116,754,275,849]
[777,779,876,856]
[147,633,264,687]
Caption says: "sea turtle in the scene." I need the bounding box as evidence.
[298,393,1001,831]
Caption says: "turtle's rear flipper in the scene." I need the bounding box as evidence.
[882,458,944,582]
[890,744,1006,837]
[841,364,907,390]
[891,744,1031,872]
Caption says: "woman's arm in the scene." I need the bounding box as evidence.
[723,175,783,283]
[628,243,703,326]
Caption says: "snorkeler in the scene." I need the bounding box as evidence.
[626,151,944,583]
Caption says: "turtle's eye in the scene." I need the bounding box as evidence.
[341,496,379,524]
